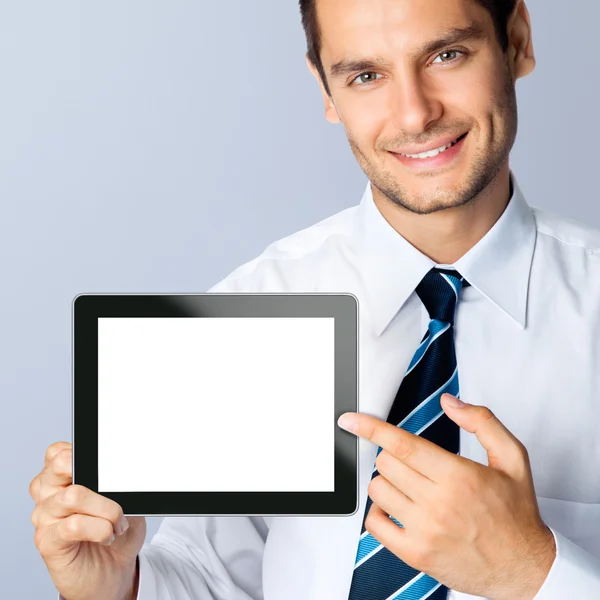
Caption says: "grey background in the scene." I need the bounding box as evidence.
[1,0,597,597]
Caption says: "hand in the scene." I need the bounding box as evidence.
[337,395,556,600]
[29,442,146,600]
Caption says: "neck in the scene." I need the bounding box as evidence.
[371,164,512,264]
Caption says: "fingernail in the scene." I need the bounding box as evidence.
[444,394,466,408]
[338,413,358,433]
[105,534,115,545]
[117,516,129,535]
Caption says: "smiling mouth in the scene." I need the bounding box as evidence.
[397,133,468,159]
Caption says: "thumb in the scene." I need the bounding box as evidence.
[441,393,529,477]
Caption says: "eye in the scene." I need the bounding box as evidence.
[431,50,463,64]
[351,71,382,86]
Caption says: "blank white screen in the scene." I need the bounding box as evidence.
[97,317,335,492]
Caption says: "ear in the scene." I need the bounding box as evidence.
[507,0,535,80]
[305,54,341,124]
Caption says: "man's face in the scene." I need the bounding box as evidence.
[312,0,525,215]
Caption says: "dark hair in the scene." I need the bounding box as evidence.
[299,0,518,96]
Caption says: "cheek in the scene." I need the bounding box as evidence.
[464,64,512,129]
[438,57,507,123]
[441,85,492,126]
[337,91,390,146]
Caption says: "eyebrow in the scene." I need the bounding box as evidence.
[328,24,487,79]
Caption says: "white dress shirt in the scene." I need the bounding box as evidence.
[65,175,600,600]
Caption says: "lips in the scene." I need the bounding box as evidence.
[389,132,468,169]
[392,133,468,160]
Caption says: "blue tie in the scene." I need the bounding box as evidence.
[348,267,470,600]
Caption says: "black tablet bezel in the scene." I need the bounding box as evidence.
[73,293,358,516]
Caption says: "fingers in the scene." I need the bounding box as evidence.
[30,443,73,505]
[364,501,410,558]
[441,396,530,477]
[35,513,118,556]
[375,449,436,503]
[32,484,129,537]
[338,413,455,482]
[45,441,72,466]
[367,474,413,528]
[30,442,131,562]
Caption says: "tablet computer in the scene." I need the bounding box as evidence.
[73,293,358,516]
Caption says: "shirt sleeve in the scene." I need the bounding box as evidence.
[135,515,269,600]
[532,527,600,599]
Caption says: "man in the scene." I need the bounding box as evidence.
[31,1,600,599]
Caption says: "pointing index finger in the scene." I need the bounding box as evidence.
[338,412,456,481]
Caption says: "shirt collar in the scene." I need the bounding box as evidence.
[354,173,537,337]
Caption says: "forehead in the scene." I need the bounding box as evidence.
[316,0,493,62]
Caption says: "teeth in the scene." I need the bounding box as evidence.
[401,138,459,159]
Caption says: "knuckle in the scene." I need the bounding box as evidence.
[364,423,378,443]
[512,442,531,476]
[375,450,390,474]
[364,501,381,533]
[93,518,114,543]
[44,444,60,463]
[477,406,495,422]
[367,475,384,498]
[364,510,376,533]
[60,485,87,507]
[52,449,72,475]
[367,479,376,498]
[29,475,40,499]
[30,504,40,528]
[103,519,114,538]
[391,439,411,461]
[62,513,87,538]
[45,442,70,464]
[109,504,123,525]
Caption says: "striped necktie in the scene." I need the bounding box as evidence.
[348,267,470,600]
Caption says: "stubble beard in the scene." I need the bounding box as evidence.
[345,66,518,216]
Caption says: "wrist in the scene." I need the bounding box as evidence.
[494,525,557,600]
[119,556,140,600]
[526,526,557,599]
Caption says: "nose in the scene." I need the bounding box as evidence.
[389,72,443,135]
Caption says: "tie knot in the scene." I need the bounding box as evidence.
[415,268,469,324]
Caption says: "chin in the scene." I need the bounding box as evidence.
[409,197,469,215]
[378,178,477,214]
